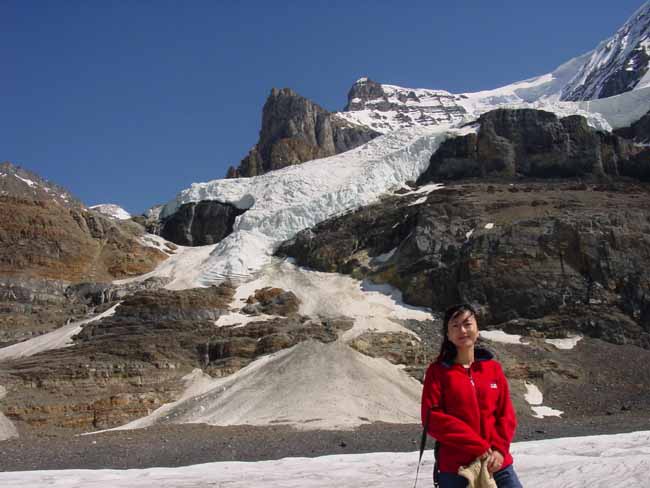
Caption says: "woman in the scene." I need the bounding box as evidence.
[421,303,523,488]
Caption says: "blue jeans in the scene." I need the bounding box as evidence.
[437,464,523,488]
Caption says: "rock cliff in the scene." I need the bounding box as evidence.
[226,88,379,178]
[418,109,646,182]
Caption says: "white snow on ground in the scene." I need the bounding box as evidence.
[546,335,582,350]
[0,385,18,441]
[3,430,649,488]
[231,259,432,340]
[215,311,278,327]
[0,303,120,362]
[112,340,422,431]
[408,195,429,206]
[137,233,177,256]
[480,329,528,345]
[90,204,132,220]
[395,182,444,197]
[524,382,563,419]
[152,126,457,287]
[484,223,494,230]
[13,174,37,187]
[113,243,218,290]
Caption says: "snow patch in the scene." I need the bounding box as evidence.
[480,329,528,345]
[524,382,563,419]
[90,204,132,220]
[138,233,177,255]
[13,174,37,187]
[545,335,582,350]
[215,311,278,328]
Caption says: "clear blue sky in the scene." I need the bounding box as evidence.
[2,1,646,214]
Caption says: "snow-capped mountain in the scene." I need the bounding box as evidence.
[336,77,469,133]
[561,2,650,100]
[337,3,650,133]
[89,204,132,220]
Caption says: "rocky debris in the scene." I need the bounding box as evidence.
[418,109,644,182]
[157,200,246,246]
[278,180,650,350]
[241,287,301,316]
[226,88,379,178]
[0,161,81,209]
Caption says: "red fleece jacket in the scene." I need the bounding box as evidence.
[421,349,517,474]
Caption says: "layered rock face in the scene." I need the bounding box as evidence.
[0,196,166,283]
[158,200,246,246]
[0,163,168,344]
[279,180,650,350]
[226,88,380,178]
[278,176,650,417]
[418,109,644,182]
[0,284,353,432]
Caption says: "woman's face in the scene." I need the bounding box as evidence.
[447,310,479,350]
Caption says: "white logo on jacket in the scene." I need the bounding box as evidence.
[490,383,498,389]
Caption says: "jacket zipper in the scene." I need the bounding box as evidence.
[467,366,484,438]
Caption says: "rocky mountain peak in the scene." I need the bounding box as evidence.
[344,77,387,111]
[0,161,81,208]
[225,87,379,178]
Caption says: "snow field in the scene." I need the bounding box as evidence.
[2,430,649,488]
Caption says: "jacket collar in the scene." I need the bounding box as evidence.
[441,346,494,368]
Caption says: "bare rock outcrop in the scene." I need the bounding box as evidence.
[418,109,643,182]
[226,88,379,178]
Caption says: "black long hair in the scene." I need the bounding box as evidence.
[437,302,478,363]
